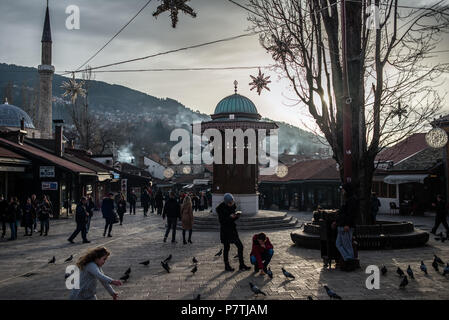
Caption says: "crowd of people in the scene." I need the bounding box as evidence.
[0,194,55,240]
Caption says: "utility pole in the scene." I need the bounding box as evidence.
[341,0,352,185]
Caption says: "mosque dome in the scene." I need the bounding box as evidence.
[0,100,35,129]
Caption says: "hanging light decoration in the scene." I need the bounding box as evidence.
[153,0,197,28]
[249,68,271,95]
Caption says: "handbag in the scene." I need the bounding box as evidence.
[113,210,119,224]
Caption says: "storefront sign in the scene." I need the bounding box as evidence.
[40,166,55,178]
[42,182,58,191]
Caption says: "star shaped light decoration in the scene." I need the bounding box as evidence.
[249,68,271,95]
[267,33,293,62]
[61,77,86,104]
[153,0,197,28]
[390,102,408,121]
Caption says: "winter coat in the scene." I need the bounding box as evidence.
[86,199,95,217]
[250,234,274,270]
[38,201,52,221]
[162,198,181,220]
[216,201,240,244]
[155,192,164,208]
[435,199,448,217]
[141,192,150,206]
[0,199,8,222]
[128,193,137,204]
[181,204,194,230]
[22,204,35,226]
[337,196,357,228]
[371,196,381,214]
[101,198,115,220]
[6,202,20,223]
[75,203,89,224]
[199,195,208,209]
[117,199,127,215]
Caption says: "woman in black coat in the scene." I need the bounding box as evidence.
[101,193,115,237]
[22,198,35,236]
[6,197,18,240]
[116,193,127,226]
[216,193,250,272]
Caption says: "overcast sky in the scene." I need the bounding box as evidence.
[1,0,449,131]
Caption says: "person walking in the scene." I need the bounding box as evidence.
[117,193,127,226]
[38,195,52,236]
[13,197,22,237]
[101,193,115,237]
[31,194,39,233]
[6,197,18,240]
[216,193,250,272]
[431,194,449,236]
[199,192,208,211]
[371,192,381,224]
[250,233,274,275]
[162,191,181,243]
[141,188,150,217]
[128,190,137,215]
[0,195,7,239]
[68,197,90,244]
[149,190,155,213]
[155,190,164,216]
[70,247,122,300]
[335,184,357,262]
[191,193,199,212]
[181,195,194,244]
[86,195,95,234]
[22,198,35,236]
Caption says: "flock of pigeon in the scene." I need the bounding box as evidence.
[380,254,449,289]
[51,248,449,300]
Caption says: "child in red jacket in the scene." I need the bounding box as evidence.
[250,233,274,275]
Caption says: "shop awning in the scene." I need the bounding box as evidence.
[383,174,428,185]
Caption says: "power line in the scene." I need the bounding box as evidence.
[61,32,259,76]
[74,0,153,72]
[65,66,273,73]
[345,0,449,11]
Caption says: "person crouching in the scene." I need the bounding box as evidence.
[250,233,274,275]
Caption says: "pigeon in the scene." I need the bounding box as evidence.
[324,286,341,300]
[163,254,172,263]
[125,267,131,275]
[161,261,170,273]
[434,255,444,265]
[443,263,449,276]
[432,260,439,272]
[399,275,408,289]
[307,296,313,300]
[281,268,295,279]
[406,265,414,279]
[64,255,73,263]
[194,294,201,300]
[215,249,223,257]
[266,268,273,279]
[191,265,197,274]
[192,257,198,264]
[420,261,428,275]
[381,265,387,275]
[249,282,266,296]
[120,274,130,282]
[139,260,150,266]
[48,256,55,264]
[396,267,404,277]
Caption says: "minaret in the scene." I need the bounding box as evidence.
[38,0,54,139]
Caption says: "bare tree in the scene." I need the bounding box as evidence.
[248,0,449,223]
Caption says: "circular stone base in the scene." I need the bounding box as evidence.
[291,220,429,250]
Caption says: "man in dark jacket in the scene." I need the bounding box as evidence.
[335,184,357,261]
[38,195,52,236]
[431,194,449,235]
[128,190,137,215]
[85,195,95,234]
[216,193,251,272]
[141,189,150,217]
[250,233,274,275]
[101,193,115,237]
[68,197,90,244]
[163,191,180,243]
[0,194,7,238]
[155,190,164,215]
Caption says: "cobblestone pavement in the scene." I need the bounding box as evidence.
[0,209,448,300]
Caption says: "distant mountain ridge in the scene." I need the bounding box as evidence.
[0,63,330,157]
